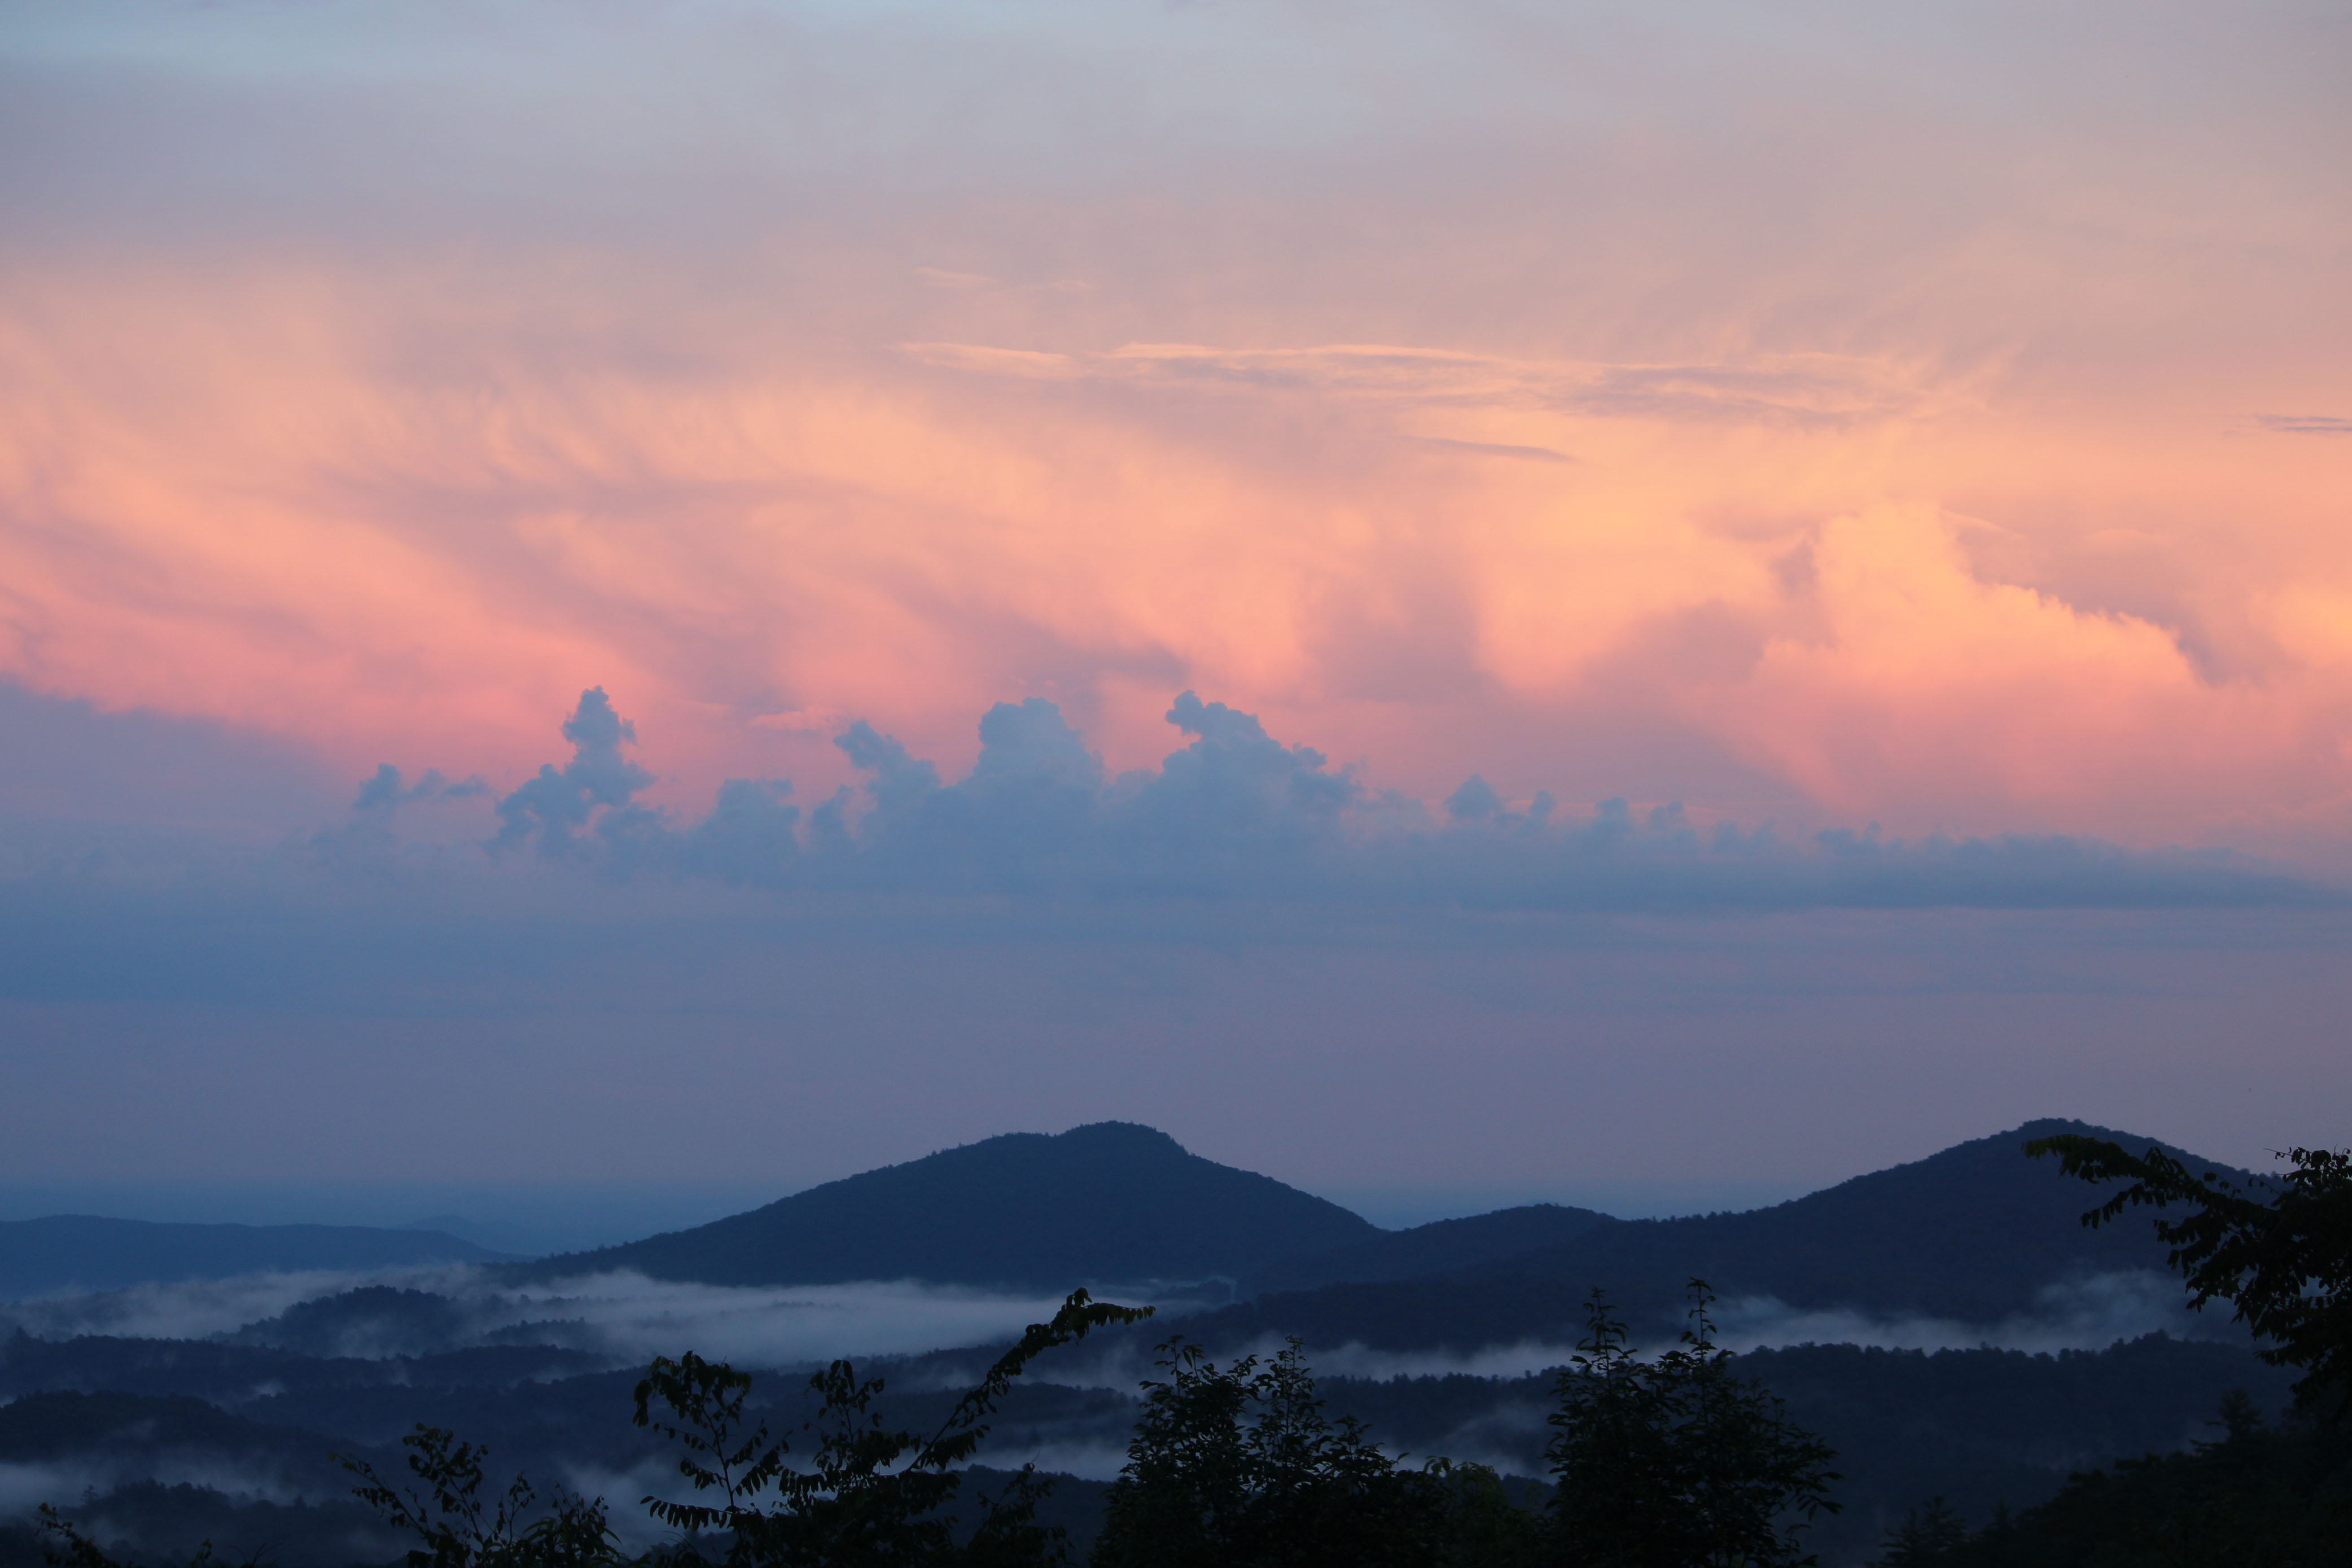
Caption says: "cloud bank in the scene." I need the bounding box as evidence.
[3,679,2345,1206]
[401,687,2327,914]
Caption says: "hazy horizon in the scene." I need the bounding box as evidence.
[0,1107,2241,1256]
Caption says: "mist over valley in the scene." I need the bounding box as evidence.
[0,1120,2300,1566]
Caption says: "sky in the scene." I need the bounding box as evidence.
[1,1,2347,1233]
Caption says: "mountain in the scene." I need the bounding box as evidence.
[0,1118,2290,1568]
[511,1117,2233,1319]
[516,1122,1381,1289]
[1244,1202,1617,1295]
[1185,1119,2247,1351]
[0,1216,506,1301]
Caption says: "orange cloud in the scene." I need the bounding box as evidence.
[0,2,2345,851]
[0,259,2347,850]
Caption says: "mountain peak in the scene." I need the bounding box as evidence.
[522,1119,1376,1290]
[1053,1120,1188,1149]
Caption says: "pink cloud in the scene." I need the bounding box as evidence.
[0,1,2345,852]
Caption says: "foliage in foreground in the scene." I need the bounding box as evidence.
[36,1274,1848,1568]
[1089,1335,1539,1567]
[1093,1281,1839,1568]
[2027,1133,2352,1413]
[1854,1131,2352,1566]
[1871,1393,2352,1567]
[630,1287,1150,1566]
[41,1290,1150,1568]
[1543,1283,1841,1568]
[339,1425,620,1568]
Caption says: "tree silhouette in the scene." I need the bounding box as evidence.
[2027,1133,2352,1413]
[634,1288,1150,1567]
[1871,1497,1966,1566]
[1543,1281,1839,1567]
[36,1505,232,1568]
[1090,1335,1536,1568]
[337,1425,623,1568]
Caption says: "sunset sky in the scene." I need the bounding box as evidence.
[2,2,2347,1232]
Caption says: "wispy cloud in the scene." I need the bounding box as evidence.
[898,343,1955,428]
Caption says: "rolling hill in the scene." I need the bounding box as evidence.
[1243,1202,1617,1295]
[1185,1119,2247,1351]
[508,1116,2239,1355]
[515,1122,1381,1289]
[0,1116,2286,1568]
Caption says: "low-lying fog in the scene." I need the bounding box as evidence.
[0,1268,1094,1368]
[0,1264,2217,1381]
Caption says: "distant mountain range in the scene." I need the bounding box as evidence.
[486,1115,2249,1361]
[514,1118,2227,1340]
[0,1118,2280,1568]
[5,1120,2242,1354]
[1190,1118,2230,1349]
[0,1216,503,1302]
[1243,1202,1616,1296]
[514,1122,1381,1290]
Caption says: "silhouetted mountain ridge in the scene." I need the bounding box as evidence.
[1245,1202,1618,1295]
[515,1122,1381,1290]
[1185,1119,2250,1351]
[0,1118,2289,1568]
[510,1116,2240,1356]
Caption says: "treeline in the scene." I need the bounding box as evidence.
[1880,1398,2352,1565]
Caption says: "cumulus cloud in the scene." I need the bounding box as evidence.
[490,689,659,859]
[353,765,486,820]
[355,687,2337,913]
[677,778,801,888]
